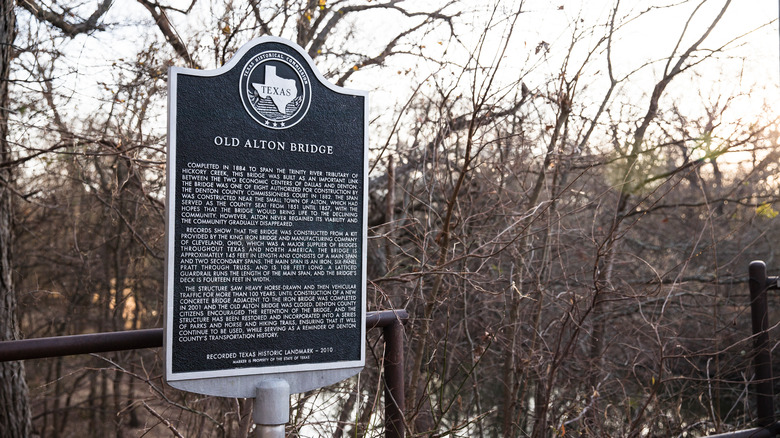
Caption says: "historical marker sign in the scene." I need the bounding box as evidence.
[164,37,367,396]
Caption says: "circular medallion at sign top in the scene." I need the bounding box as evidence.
[239,50,312,129]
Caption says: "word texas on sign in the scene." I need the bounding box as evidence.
[164,37,367,397]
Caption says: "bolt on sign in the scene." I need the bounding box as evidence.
[164,37,367,396]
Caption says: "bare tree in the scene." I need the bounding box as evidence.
[0,0,32,435]
[3,1,778,437]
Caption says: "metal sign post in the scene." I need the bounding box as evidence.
[164,36,368,430]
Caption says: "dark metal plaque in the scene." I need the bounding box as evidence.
[164,37,367,393]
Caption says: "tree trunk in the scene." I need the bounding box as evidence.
[0,0,32,435]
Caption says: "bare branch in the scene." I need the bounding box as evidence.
[18,0,112,37]
[137,0,200,68]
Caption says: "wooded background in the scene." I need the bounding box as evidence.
[1,1,779,437]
